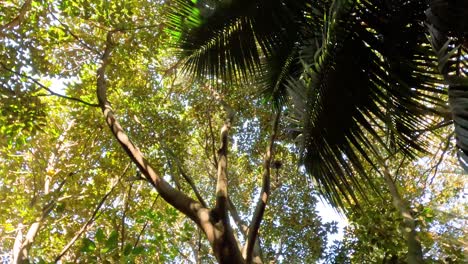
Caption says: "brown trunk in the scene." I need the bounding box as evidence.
[212,222,244,263]
[197,208,244,264]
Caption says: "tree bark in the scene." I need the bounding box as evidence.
[245,112,280,264]
[381,166,423,264]
[95,31,244,263]
[14,202,55,264]
[95,31,204,224]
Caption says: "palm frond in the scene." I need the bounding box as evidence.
[165,0,461,208]
[426,0,468,171]
[290,0,446,207]
[165,0,312,100]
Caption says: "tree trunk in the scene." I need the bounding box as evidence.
[381,167,423,264]
[211,220,245,263]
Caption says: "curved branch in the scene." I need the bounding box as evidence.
[245,111,281,264]
[95,31,203,224]
[164,146,208,208]
[0,63,99,107]
[0,0,33,36]
[46,5,100,54]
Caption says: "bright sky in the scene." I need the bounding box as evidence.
[316,198,348,243]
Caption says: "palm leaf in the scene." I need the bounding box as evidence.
[426,0,468,171]
[166,0,457,208]
[165,0,314,106]
[289,0,446,207]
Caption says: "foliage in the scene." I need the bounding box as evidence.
[165,0,467,209]
[323,126,467,263]
[0,0,466,263]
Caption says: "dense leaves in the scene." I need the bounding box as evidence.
[0,0,466,263]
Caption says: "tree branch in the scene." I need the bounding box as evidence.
[376,158,424,264]
[213,121,232,219]
[12,223,23,263]
[14,201,55,264]
[208,113,219,168]
[120,181,134,252]
[207,84,235,219]
[245,111,281,264]
[0,0,33,37]
[54,164,129,262]
[133,195,160,248]
[46,4,100,54]
[164,146,208,208]
[425,132,454,186]
[95,31,203,224]
[228,198,248,235]
[229,197,264,262]
[0,62,99,107]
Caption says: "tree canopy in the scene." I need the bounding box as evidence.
[0,0,466,263]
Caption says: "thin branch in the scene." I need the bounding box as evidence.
[95,31,203,224]
[162,58,184,79]
[208,113,219,168]
[427,132,454,186]
[120,181,134,252]
[133,195,160,248]
[180,167,209,207]
[167,158,183,190]
[228,197,263,260]
[0,63,99,107]
[245,111,281,264]
[378,161,424,264]
[46,5,100,54]
[228,198,248,236]
[54,164,130,262]
[164,146,208,208]
[0,0,33,37]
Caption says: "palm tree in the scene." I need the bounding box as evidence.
[165,0,467,262]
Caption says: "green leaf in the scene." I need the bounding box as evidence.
[123,243,133,256]
[132,246,145,255]
[95,228,105,243]
[102,230,118,253]
[80,238,96,253]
